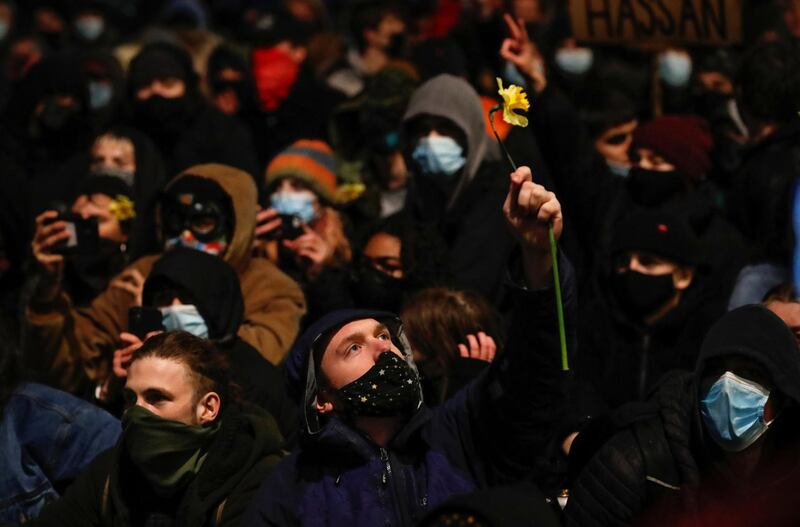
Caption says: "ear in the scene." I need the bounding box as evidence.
[314,390,335,416]
[196,392,221,425]
[672,266,695,291]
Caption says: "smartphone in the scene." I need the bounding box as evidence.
[128,307,164,340]
[51,213,99,255]
[263,214,305,241]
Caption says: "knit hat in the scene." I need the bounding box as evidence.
[264,139,338,203]
[612,209,702,267]
[631,115,713,181]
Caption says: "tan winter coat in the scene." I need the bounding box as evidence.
[25,164,306,393]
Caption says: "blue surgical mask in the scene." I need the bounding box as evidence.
[607,160,631,178]
[659,51,692,88]
[160,304,209,339]
[0,19,10,41]
[74,17,104,41]
[270,192,316,223]
[555,48,594,76]
[700,371,773,452]
[412,136,466,177]
[89,81,113,109]
[502,61,528,88]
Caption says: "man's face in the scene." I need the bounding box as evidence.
[766,300,800,346]
[136,77,186,101]
[91,135,135,174]
[369,12,405,52]
[125,356,202,425]
[320,319,404,392]
[595,120,637,166]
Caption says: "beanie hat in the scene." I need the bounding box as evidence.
[631,115,713,181]
[612,209,702,267]
[128,42,197,93]
[265,139,338,203]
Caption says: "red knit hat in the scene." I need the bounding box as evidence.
[631,115,713,182]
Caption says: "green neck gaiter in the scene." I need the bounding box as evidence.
[122,405,221,496]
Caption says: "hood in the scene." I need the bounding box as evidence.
[143,248,243,343]
[695,305,800,407]
[164,163,257,273]
[285,308,422,436]
[402,74,500,209]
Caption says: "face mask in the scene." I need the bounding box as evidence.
[412,136,466,177]
[165,230,227,257]
[336,351,421,418]
[354,265,406,312]
[91,166,135,187]
[701,371,773,452]
[385,32,406,57]
[74,17,104,41]
[270,192,316,224]
[252,46,300,112]
[607,160,631,178]
[659,51,692,88]
[135,95,191,140]
[38,100,80,134]
[160,304,209,338]
[0,19,10,41]
[89,81,113,109]
[502,61,528,89]
[611,270,675,320]
[627,167,685,207]
[555,48,594,76]
[122,405,220,496]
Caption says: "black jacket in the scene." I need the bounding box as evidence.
[27,403,285,527]
[566,305,800,527]
[729,119,800,266]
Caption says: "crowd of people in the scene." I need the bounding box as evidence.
[2,0,800,525]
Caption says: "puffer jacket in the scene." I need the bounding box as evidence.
[24,164,306,393]
[243,254,576,526]
[565,305,800,527]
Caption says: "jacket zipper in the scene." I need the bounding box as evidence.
[379,447,414,526]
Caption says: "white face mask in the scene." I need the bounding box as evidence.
[555,47,594,76]
[659,50,692,88]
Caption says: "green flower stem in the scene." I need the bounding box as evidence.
[489,105,569,371]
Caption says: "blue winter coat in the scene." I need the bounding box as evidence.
[0,383,120,524]
[243,255,576,526]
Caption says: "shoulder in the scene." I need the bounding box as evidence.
[240,257,304,295]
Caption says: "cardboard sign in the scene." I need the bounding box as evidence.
[568,0,742,45]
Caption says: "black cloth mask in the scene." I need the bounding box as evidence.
[611,270,676,321]
[353,265,406,313]
[627,167,685,207]
[134,95,192,144]
[336,351,420,418]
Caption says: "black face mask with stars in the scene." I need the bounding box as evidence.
[336,352,420,418]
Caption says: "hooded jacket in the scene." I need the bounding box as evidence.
[143,248,299,444]
[27,403,285,527]
[565,305,800,527]
[402,74,515,301]
[24,163,306,394]
[243,255,576,526]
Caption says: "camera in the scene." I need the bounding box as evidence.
[264,214,305,241]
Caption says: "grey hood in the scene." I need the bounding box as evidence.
[402,74,500,209]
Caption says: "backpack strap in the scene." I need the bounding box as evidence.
[632,417,681,503]
[101,474,111,519]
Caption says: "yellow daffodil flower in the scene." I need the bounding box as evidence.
[109,195,136,222]
[335,182,366,203]
[496,77,530,128]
